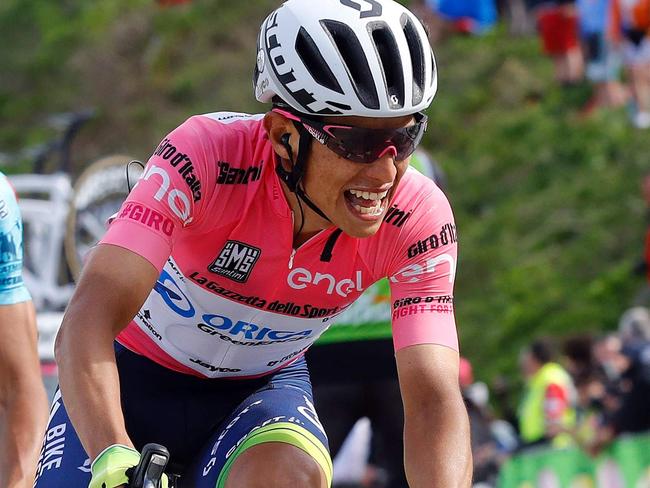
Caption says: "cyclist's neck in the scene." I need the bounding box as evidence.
[293,231,320,248]
[279,178,331,246]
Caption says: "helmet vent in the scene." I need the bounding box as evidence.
[402,15,426,106]
[327,101,353,111]
[369,22,404,109]
[320,19,380,110]
[295,27,344,95]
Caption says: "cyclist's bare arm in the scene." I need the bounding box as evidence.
[396,343,472,488]
[55,243,160,460]
[0,300,48,487]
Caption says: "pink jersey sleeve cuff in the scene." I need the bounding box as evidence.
[99,219,173,272]
[392,314,459,352]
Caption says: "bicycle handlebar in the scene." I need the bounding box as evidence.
[0,108,96,174]
[38,108,97,174]
[128,443,170,488]
[45,109,96,131]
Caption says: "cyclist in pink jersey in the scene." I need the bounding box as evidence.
[38,1,472,487]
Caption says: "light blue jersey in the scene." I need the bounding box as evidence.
[0,172,31,305]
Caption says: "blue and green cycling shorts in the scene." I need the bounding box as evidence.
[33,343,332,487]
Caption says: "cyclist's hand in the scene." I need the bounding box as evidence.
[89,444,169,488]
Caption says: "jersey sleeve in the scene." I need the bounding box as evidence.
[0,174,31,305]
[387,187,458,352]
[100,117,210,271]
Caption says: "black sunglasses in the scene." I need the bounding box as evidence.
[273,109,428,164]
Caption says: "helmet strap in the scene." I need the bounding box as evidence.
[275,123,331,222]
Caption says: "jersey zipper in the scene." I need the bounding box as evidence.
[287,211,329,269]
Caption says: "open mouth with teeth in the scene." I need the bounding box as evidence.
[344,188,390,219]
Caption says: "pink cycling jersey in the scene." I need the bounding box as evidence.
[100,112,458,378]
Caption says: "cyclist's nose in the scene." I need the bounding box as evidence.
[365,149,398,182]
[378,145,397,159]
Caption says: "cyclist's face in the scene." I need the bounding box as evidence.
[302,114,414,238]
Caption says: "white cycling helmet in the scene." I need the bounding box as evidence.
[254,0,438,117]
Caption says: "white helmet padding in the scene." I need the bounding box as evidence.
[254,0,438,117]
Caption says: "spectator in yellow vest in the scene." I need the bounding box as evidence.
[518,339,577,448]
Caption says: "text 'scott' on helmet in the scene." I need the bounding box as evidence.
[254,0,438,117]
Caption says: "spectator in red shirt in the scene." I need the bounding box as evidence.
[530,0,585,84]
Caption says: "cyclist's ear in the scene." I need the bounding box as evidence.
[281,133,291,151]
[263,111,296,161]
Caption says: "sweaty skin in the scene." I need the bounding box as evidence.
[55,246,159,484]
[397,344,472,487]
[0,301,49,487]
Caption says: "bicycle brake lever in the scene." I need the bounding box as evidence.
[129,443,170,488]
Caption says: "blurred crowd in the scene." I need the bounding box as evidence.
[448,173,650,484]
[411,0,650,128]
[323,304,650,487]
[456,307,650,486]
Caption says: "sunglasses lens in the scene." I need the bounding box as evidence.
[299,114,427,164]
[325,128,389,163]
[329,123,425,163]
[394,123,426,160]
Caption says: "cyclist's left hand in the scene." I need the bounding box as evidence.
[89,444,169,488]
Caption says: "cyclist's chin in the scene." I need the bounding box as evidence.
[344,222,383,238]
[334,205,385,238]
